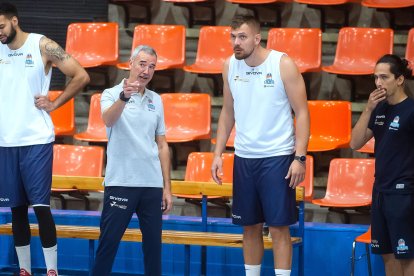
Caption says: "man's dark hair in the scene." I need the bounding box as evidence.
[230,14,260,34]
[0,2,18,19]
[377,54,413,80]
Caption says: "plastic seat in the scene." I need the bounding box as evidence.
[362,0,414,30]
[267,28,321,73]
[48,91,75,137]
[322,27,394,76]
[226,0,292,27]
[299,155,314,202]
[211,126,236,148]
[184,26,233,75]
[357,137,375,154]
[162,0,216,27]
[116,24,186,71]
[52,144,105,210]
[351,226,372,276]
[74,93,108,143]
[312,158,375,222]
[307,101,351,152]
[294,0,360,31]
[405,28,414,76]
[109,0,152,26]
[161,93,211,143]
[66,22,118,68]
[174,152,234,217]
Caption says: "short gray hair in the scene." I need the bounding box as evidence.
[130,45,157,62]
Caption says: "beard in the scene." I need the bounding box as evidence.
[1,26,17,45]
[234,47,254,60]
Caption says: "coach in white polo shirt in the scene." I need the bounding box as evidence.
[92,45,172,276]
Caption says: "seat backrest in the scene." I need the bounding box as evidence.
[66,22,118,67]
[131,25,185,69]
[308,100,351,144]
[185,152,234,183]
[326,158,375,201]
[87,93,107,137]
[266,28,321,73]
[405,28,414,70]
[332,27,393,69]
[362,0,414,8]
[194,26,233,69]
[299,155,314,201]
[53,144,104,177]
[161,93,211,141]
[48,91,75,136]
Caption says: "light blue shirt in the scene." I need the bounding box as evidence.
[101,81,166,187]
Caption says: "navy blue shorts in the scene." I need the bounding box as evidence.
[371,191,414,259]
[232,154,297,226]
[0,143,53,207]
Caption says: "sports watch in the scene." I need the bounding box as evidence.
[119,91,130,102]
[294,155,306,165]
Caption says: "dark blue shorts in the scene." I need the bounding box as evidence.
[0,143,53,207]
[232,154,297,226]
[371,191,414,259]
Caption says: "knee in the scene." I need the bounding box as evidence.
[243,224,263,239]
[269,226,290,241]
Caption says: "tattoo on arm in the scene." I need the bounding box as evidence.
[41,37,71,62]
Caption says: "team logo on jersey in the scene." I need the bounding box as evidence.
[8,52,23,57]
[389,116,400,130]
[374,115,385,126]
[147,99,155,111]
[264,73,275,87]
[396,239,409,254]
[25,54,34,67]
[0,58,11,64]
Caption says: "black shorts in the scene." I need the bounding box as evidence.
[371,191,414,259]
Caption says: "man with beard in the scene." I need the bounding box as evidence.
[92,45,172,276]
[0,2,89,276]
[211,14,309,276]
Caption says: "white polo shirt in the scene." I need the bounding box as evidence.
[101,81,166,188]
[228,50,295,158]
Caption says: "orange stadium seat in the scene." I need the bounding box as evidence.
[351,226,372,276]
[174,152,234,217]
[266,28,322,73]
[116,24,185,71]
[226,0,292,27]
[405,28,414,76]
[65,22,118,89]
[267,28,321,98]
[161,93,211,169]
[162,0,216,27]
[294,0,361,32]
[74,93,108,143]
[299,155,314,202]
[357,137,375,154]
[52,144,105,210]
[307,101,352,152]
[211,126,236,148]
[362,0,414,30]
[184,26,233,95]
[312,158,375,223]
[48,91,75,137]
[322,27,393,100]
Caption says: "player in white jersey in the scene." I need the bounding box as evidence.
[0,2,89,276]
[212,14,309,276]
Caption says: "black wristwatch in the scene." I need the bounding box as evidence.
[294,155,306,165]
[119,91,130,102]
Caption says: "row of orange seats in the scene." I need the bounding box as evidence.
[53,91,374,153]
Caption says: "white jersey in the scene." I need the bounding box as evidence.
[228,50,295,158]
[0,33,54,147]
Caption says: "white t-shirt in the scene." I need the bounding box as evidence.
[101,81,166,188]
[0,33,53,146]
[228,50,295,158]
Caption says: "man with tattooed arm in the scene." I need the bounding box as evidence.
[0,2,89,275]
